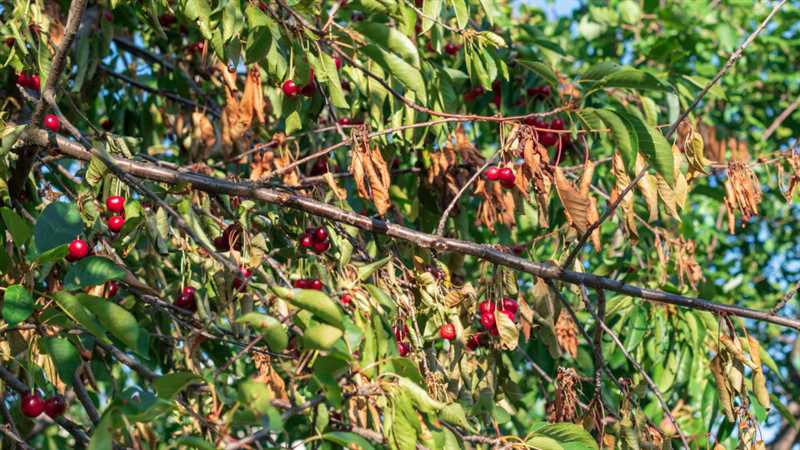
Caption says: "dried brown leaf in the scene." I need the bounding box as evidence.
[555,167,591,234]
[554,309,578,358]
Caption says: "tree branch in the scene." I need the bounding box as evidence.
[19,126,800,329]
[763,93,800,141]
[562,0,787,270]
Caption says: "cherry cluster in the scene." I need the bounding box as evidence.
[213,223,243,252]
[523,117,569,149]
[299,226,330,254]
[16,72,40,92]
[292,279,324,290]
[483,166,516,189]
[174,286,197,312]
[19,392,66,419]
[105,195,126,233]
[477,297,518,336]
[394,323,412,356]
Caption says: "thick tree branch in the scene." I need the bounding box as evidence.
[18,127,800,329]
[562,0,787,269]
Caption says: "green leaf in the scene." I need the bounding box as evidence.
[618,111,674,185]
[1,207,32,245]
[683,75,726,101]
[184,0,213,41]
[593,109,637,174]
[355,23,420,67]
[518,60,558,87]
[618,0,642,24]
[1,124,27,157]
[526,436,564,450]
[222,0,243,43]
[53,291,109,343]
[303,323,343,350]
[43,337,81,385]
[85,156,108,187]
[533,423,598,450]
[398,377,445,413]
[478,0,496,25]
[238,378,275,415]
[581,61,621,82]
[88,408,115,450]
[34,202,84,254]
[2,285,33,326]
[357,256,392,281]
[154,372,200,400]
[421,0,443,33]
[37,38,52,89]
[33,244,68,264]
[81,294,149,355]
[592,68,669,92]
[237,313,289,352]
[272,286,345,329]
[322,432,376,450]
[361,44,427,103]
[173,437,217,450]
[320,53,349,109]
[63,256,126,290]
[245,26,271,65]
[439,403,474,431]
[451,0,469,29]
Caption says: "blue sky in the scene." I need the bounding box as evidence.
[528,0,581,19]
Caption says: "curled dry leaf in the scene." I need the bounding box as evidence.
[222,66,265,159]
[656,174,680,221]
[547,367,579,423]
[554,308,578,358]
[723,161,762,233]
[519,126,553,227]
[474,177,516,231]
[190,111,217,161]
[428,126,485,207]
[777,150,800,201]
[349,126,392,215]
[710,354,735,421]
[44,2,65,47]
[555,167,599,249]
[699,122,726,163]
[250,138,300,186]
[674,238,703,290]
[611,152,638,240]
[253,352,288,400]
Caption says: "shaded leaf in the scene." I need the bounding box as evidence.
[63,257,126,290]
[2,285,33,327]
[34,202,84,254]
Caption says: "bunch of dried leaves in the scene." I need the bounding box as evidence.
[349,125,392,215]
[250,133,300,186]
[427,127,485,206]
[554,308,578,358]
[723,160,762,233]
[221,65,266,159]
[710,331,770,425]
[547,367,579,423]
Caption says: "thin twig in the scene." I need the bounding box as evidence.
[562,0,787,270]
[763,92,800,141]
[74,366,101,426]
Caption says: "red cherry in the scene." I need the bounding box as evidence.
[16,72,30,87]
[338,117,351,126]
[292,279,307,289]
[466,334,484,351]
[439,323,456,340]
[313,240,330,254]
[193,41,204,52]
[394,324,409,341]
[43,395,66,418]
[351,11,364,21]
[103,11,113,22]
[313,227,329,242]
[500,297,518,314]
[106,196,126,213]
[502,309,516,322]
[341,80,351,91]
[539,131,558,147]
[526,86,541,97]
[310,279,323,290]
[497,167,515,183]
[233,267,252,291]
[182,286,196,297]
[282,80,300,97]
[491,80,501,93]
[484,166,500,181]
[106,281,119,298]
[478,300,495,315]
[480,312,496,330]
[397,341,411,356]
[340,293,352,305]
[101,119,113,130]
[175,292,197,311]
[107,215,125,233]
[158,14,176,27]
[550,118,565,130]
[559,133,572,149]
[67,239,89,262]
[492,93,501,108]
[258,1,267,11]
[222,223,243,251]
[4,37,15,47]
[43,114,60,132]
[539,85,552,98]
[214,235,230,251]
[301,82,316,97]
[30,74,40,92]
[20,392,44,418]
[444,42,459,55]
[334,56,342,70]
[300,235,314,249]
